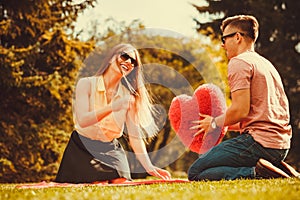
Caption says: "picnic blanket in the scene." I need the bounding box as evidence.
[16,179,190,189]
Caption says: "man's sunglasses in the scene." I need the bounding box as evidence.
[221,32,245,44]
[120,52,138,67]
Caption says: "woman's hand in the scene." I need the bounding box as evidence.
[111,95,135,112]
[147,166,172,180]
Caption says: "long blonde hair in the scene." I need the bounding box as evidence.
[95,43,159,138]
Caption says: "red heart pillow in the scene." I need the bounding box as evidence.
[168,83,227,154]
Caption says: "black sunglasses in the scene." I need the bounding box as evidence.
[120,52,138,67]
[221,32,245,44]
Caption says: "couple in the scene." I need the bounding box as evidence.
[55,15,299,183]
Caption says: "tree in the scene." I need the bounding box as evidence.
[192,0,300,167]
[0,0,96,183]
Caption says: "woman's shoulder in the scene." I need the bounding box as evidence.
[78,76,100,83]
[78,77,90,84]
[76,77,94,90]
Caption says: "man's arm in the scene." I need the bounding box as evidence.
[216,88,250,127]
[191,88,250,136]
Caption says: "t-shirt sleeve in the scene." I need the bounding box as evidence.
[228,58,253,92]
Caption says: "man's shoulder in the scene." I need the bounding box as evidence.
[230,51,261,66]
[236,51,258,59]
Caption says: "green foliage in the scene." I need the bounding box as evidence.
[0,0,96,183]
[192,0,300,167]
[1,178,300,200]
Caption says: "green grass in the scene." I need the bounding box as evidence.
[1,178,300,200]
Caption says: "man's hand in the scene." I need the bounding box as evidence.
[190,113,214,137]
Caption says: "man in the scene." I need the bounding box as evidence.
[188,15,299,180]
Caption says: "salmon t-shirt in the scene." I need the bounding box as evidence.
[228,51,292,149]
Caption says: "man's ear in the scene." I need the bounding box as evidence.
[236,32,243,43]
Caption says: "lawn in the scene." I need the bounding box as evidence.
[1,178,300,200]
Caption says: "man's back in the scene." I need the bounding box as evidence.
[228,51,292,149]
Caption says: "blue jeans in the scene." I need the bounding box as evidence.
[188,133,289,181]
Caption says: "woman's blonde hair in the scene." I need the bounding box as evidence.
[95,43,159,138]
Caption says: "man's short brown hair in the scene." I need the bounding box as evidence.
[221,15,259,42]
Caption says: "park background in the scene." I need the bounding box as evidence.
[0,0,299,183]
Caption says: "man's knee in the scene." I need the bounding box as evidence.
[187,166,198,181]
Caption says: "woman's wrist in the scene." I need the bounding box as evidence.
[145,165,156,174]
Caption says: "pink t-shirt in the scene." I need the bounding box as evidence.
[228,51,292,149]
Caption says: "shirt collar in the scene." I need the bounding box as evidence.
[96,75,124,96]
[96,75,105,92]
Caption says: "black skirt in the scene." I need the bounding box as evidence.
[55,130,131,183]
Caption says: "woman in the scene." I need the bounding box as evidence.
[55,43,171,183]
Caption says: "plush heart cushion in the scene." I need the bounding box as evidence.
[168,83,227,154]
